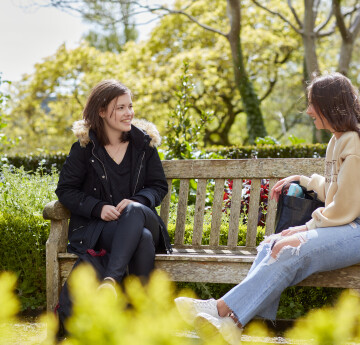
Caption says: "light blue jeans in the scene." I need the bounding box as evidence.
[222,218,360,326]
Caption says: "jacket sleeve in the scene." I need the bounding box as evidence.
[133,147,168,208]
[55,142,104,218]
[306,155,360,229]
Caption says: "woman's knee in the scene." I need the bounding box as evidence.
[270,233,307,260]
[133,228,155,261]
[124,202,145,214]
[141,228,154,243]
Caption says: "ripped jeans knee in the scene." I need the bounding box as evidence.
[270,232,308,260]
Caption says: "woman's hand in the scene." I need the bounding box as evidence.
[281,225,308,236]
[101,205,121,221]
[270,175,301,202]
[115,199,135,214]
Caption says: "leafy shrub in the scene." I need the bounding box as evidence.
[0,166,57,310]
[0,268,358,345]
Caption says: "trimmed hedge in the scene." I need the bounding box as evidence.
[1,153,67,173]
[2,143,327,174]
[205,143,327,159]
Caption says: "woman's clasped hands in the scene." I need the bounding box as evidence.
[101,199,135,221]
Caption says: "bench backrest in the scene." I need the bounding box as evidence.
[160,158,324,251]
[43,158,325,253]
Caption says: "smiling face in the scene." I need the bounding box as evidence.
[306,103,334,131]
[99,93,134,136]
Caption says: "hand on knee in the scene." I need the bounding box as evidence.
[271,236,303,259]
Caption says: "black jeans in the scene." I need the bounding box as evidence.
[96,203,160,282]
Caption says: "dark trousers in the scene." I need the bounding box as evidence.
[96,203,160,282]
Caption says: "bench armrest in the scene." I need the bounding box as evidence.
[44,200,70,311]
[43,200,70,220]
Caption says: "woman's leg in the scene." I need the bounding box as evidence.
[97,203,160,283]
[128,228,156,279]
[222,220,360,326]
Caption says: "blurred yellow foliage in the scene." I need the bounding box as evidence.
[1,266,360,345]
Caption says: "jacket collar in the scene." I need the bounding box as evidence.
[72,119,162,149]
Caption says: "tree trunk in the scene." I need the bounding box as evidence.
[303,0,320,77]
[338,40,353,76]
[227,0,267,143]
[333,0,360,76]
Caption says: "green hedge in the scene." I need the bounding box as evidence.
[2,144,327,174]
[205,143,327,159]
[0,166,57,310]
[1,152,67,173]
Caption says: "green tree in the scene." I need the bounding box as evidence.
[252,0,360,143]
[0,74,15,153]
[33,0,138,53]
[140,0,269,143]
[34,0,299,144]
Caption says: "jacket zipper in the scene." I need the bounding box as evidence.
[91,140,108,180]
[133,151,145,195]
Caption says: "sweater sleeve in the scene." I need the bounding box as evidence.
[306,155,360,229]
[300,174,326,202]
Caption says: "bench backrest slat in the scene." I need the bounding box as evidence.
[246,178,261,247]
[210,178,225,247]
[192,179,207,246]
[227,178,243,247]
[265,178,279,236]
[159,179,172,229]
[174,178,190,246]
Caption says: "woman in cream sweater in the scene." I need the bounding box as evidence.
[175,73,360,345]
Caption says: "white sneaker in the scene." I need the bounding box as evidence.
[174,297,219,325]
[97,279,117,299]
[195,312,243,345]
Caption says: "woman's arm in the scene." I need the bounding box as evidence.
[55,142,105,219]
[132,147,168,208]
[300,174,326,202]
[307,155,360,229]
[270,175,301,202]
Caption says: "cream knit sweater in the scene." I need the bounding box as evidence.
[300,131,360,230]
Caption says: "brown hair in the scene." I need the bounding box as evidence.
[83,80,131,145]
[307,73,360,137]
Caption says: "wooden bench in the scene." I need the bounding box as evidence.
[43,158,360,311]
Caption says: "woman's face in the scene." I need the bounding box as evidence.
[100,93,134,135]
[306,102,334,132]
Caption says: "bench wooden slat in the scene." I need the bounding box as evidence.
[246,179,261,247]
[227,179,243,247]
[192,179,207,246]
[160,179,172,229]
[57,252,360,289]
[162,158,324,179]
[174,178,190,246]
[265,178,279,236]
[210,179,225,247]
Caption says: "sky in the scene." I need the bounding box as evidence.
[0,0,157,83]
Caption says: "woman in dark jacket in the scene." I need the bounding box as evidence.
[56,79,172,292]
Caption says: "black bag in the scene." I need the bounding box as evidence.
[274,182,325,233]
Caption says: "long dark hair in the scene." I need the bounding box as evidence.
[83,80,131,145]
[307,72,360,137]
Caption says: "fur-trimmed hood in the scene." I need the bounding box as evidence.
[72,119,162,148]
